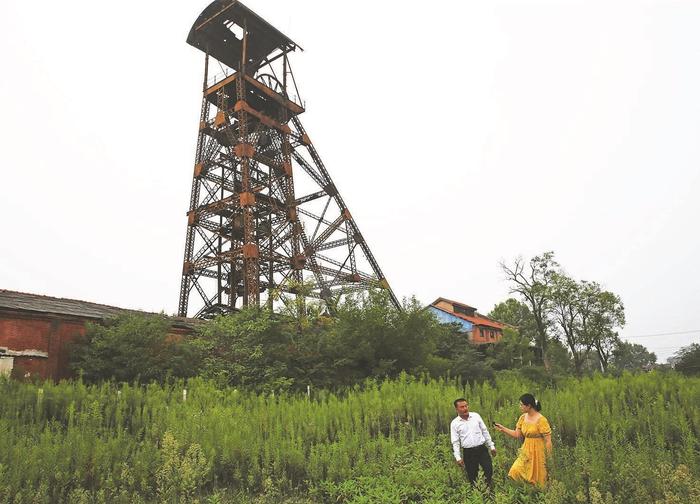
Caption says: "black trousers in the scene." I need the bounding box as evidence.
[462,444,493,486]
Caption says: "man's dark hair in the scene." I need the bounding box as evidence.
[453,397,468,408]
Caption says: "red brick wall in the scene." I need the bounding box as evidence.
[0,313,86,381]
[11,356,47,380]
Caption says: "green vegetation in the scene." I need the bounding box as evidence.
[53,254,697,502]
[499,251,647,374]
[69,286,655,393]
[1,373,699,503]
[70,292,496,391]
[69,314,198,383]
[672,343,700,376]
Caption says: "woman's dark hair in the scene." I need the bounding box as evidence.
[519,393,541,411]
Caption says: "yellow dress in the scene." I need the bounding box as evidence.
[508,414,551,487]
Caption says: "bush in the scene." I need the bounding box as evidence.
[70,313,199,383]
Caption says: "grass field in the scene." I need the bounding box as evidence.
[1,372,699,503]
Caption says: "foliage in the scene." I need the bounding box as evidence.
[671,343,700,376]
[611,340,657,372]
[69,313,199,383]
[429,324,495,383]
[67,277,643,392]
[543,339,573,377]
[1,373,699,503]
[549,272,592,374]
[189,290,448,392]
[488,298,539,345]
[500,252,559,366]
[66,291,452,392]
[584,288,625,372]
[501,252,629,375]
[156,431,210,502]
[192,307,295,392]
[486,326,535,370]
[323,292,439,384]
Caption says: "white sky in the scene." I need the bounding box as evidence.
[1,1,699,363]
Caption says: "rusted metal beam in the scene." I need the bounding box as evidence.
[179,1,399,317]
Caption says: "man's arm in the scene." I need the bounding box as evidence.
[450,421,463,463]
[477,415,496,453]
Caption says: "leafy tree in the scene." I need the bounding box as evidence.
[192,290,445,391]
[323,291,439,385]
[611,341,657,372]
[550,272,591,374]
[488,298,538,344]
[501,253,626,375]
[486,326,534,370]
[380,296,439,372]
[670,343,700,375]
[429,323,494,383]
[68,291,496,390]
[192,307,294,392]
[585,289,625,372]
[500,252,559,367]
[548,275,626,374]
[544,337,573,375]
[70,314,198,383]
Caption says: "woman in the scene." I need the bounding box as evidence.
[494,393,552,487]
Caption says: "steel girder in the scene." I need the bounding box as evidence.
[178,2,398,317]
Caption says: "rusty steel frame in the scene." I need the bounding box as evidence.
[178,0,398,318]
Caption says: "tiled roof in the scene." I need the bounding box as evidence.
[432,297,477,312]
[445,309,505,330]
[0,290,199,328]
[461,314,505,330]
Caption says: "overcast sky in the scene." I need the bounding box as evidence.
[1,1,699,362]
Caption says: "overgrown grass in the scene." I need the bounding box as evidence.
[1,372,699,503]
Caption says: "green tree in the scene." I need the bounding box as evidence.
[485,326,534,370]
[550,272,591,375]
[488,298,538,344]
[670,343,700,375]
[549,276,625,374]
[585,289,625,372]
[192,290,444,391]
[325,291,438,384]
[500,252,559,367]
[69,314,198,383]
[193,307,295,392]
[544,337,573,375]
[611,341,657,372]
[429,323,494,383]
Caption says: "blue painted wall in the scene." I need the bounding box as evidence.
[428,306,473,332]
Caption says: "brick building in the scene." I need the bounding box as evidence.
[428,297,506,345]
[0,290,197,381]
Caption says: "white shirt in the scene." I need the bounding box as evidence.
[450,412,495,460]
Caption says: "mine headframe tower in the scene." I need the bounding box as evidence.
[178,0,399,318]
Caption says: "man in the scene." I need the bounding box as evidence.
[450,397,496,487]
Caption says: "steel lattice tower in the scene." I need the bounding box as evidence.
[178,0,398,318]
